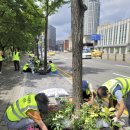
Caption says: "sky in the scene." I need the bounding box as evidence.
[49,0,130,40]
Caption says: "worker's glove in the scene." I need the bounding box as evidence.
[112,117,119,122]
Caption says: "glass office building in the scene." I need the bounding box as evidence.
[83,0,100,36]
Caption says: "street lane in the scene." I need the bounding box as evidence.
[52,52,130,89]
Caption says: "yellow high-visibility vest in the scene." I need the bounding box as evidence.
[6,94,38,121]
[50,63,57,72]
[0,55,3,61]
[102,77,130,99]
[23,63,29,71]
[13,52,20,61]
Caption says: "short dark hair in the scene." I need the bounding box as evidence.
[35,93,49,114]
[97,86,108,98]
[49,60,52,63]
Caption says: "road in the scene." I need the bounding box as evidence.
[51,52,130,89]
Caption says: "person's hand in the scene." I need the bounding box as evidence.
[87,99,94,105]
[112,117,119,122]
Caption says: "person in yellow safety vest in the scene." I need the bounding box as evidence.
[82,80,96,105]
[4,93,49,130]
[0,50,4,74]
[22,63,32,73]
[97,77,130,125]
[46,61,58,74]
[34,58,40,73]
[12,48,20,71]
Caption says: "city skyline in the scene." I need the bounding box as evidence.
[49,0,130,40]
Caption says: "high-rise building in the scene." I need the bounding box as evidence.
[83,0,100,38]
[56,40,64,52]
[48,25,56,50]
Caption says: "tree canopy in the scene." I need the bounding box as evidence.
[0,0,45,51]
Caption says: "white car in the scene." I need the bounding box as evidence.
[82,50,92,59]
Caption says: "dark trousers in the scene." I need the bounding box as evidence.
[82,91,91,101]
[126,91,130,125]
[14,60,20,71]
[46,68,51,73]
[23,68,32,73]
[0,61,2,72]
[3,113,34,130]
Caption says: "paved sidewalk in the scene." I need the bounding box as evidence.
[0,56,72,130]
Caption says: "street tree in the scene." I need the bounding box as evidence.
[0,0,45,53]
[39,0,69,70]
[71,0,87,107]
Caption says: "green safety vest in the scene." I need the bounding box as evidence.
[6,94,38,121]
[102,77,130,99]
[0,55,3,61]
[13,52,20,61]
[50,63,57,72]
[23,64,29,71]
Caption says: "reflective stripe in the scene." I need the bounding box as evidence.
[16,100,25,117]
[16,100,38,113]
[11,105,22,120]
[125,79,129,94]
[20,106,38,112]
[115,78,129,96]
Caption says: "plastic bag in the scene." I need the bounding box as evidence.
[39,88,69,97]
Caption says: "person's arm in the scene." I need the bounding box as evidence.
[46,64,50,71]
[114,90,125,120]
[87,83,94,105]
[26,110,48,130]
[35,119,48,130]
[116,99,125,119]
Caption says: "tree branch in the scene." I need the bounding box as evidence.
[78,0,87,11]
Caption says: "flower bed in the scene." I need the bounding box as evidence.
[44,99,122,130]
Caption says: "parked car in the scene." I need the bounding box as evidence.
[91,50,103,57]
[82,49,92,59]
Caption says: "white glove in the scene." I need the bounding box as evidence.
[112,117,119,122]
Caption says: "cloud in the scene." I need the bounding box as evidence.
[100,0,130,24]
[49,0,130,40]
[49,4,71,40]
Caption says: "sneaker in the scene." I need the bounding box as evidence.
[0,71,2,74]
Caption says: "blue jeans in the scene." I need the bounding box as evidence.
[3,114,34,130]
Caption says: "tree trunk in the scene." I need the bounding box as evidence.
[44,0,49,71]
[71,0,87,107]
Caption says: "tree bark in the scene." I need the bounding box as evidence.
[44,0,49,71]
[71,0,87,107]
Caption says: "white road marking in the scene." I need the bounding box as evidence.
[113,73,130,78]
[116,65,130,68]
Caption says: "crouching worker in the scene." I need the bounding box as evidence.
[46,61,58,74]
[22,63,32,73]
[82,80,96,105]
[4,93,49,130]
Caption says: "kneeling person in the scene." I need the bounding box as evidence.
[4,93,49,130]
[23,63,32,73]
[82,80,95,104]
